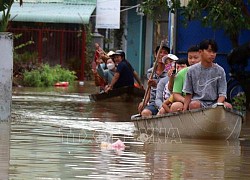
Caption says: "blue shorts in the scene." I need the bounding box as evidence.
[144,104,158,115]
[199,100,217,108]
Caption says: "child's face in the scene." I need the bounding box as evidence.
[200,45,217,63]
[166,58,173,65]
[176,64,187,72]
[188,51,200,65]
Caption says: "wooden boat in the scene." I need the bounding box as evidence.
[89,86,145,101]
[131,104,243,140]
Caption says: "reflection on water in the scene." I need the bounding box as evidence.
[0,122,10,180]
[7,81,250,179]
[140,140,245,179]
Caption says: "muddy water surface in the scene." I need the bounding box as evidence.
[5,81,250,179]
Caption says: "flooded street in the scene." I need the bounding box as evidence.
[5,81,250,179]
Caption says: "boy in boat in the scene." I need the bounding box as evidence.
[183,39,232,110]
[138,45,170,117]
[153,54,178,115]
[169,45,201,112]
[157,58,189,114]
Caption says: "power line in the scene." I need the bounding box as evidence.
[91,4,140,17]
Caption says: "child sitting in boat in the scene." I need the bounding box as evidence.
[157,58,189,115]
[169,45,201,112]
[183,39,232,110]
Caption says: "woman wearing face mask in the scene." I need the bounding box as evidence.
[97,58,116,85]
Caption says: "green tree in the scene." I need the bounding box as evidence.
[141,0,250,47]
[0,0,23,31]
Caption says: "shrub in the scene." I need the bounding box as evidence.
[23,64,77,87]
[231,93,246,116]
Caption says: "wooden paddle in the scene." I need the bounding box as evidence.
[141,40,166,111]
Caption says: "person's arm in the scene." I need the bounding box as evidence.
[162,102,171,113]
[183,93,192,111]
[167,68,175,92]
[217,68,227,103]
[217,96,226,103]
[148,79,157,88]
[155,77,169,109]
[138,92,150,113]
[96,63,106,79]
[182,68,194,111]
[173,92,185,103]
[105,72,120,92]
[168,75,175,92]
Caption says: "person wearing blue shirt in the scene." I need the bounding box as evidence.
[105,50,134,92]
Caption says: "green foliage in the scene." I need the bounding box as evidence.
[23,64,77,87]
[12,34,37,86]
[0,0,13,31]
[141,0,169,20]
[141,0,181,19]
[14,33,34,50]
[13,51,39,81]
[23,69,43,87]
[231,93,246,116]
[141,0,250,47]
[84,24,94,80]
[0,0,22,31]
[0,0,10,11]
[0,0,12,11]
[180,0,250,47]
[14,51,37,63]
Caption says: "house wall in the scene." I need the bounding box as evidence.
[126,8,145,77]
[126,10,169,78]
[143,17,154,76]
[175,11,250,76]
[125,2,170,78]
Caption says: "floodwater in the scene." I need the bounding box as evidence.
[1,81,249,179]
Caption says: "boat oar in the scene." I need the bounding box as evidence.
[141,40,165,112]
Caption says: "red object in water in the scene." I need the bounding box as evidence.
[134,83,140,88]
[54,82,69,87]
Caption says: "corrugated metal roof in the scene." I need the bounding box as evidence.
[7,0,96,24]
